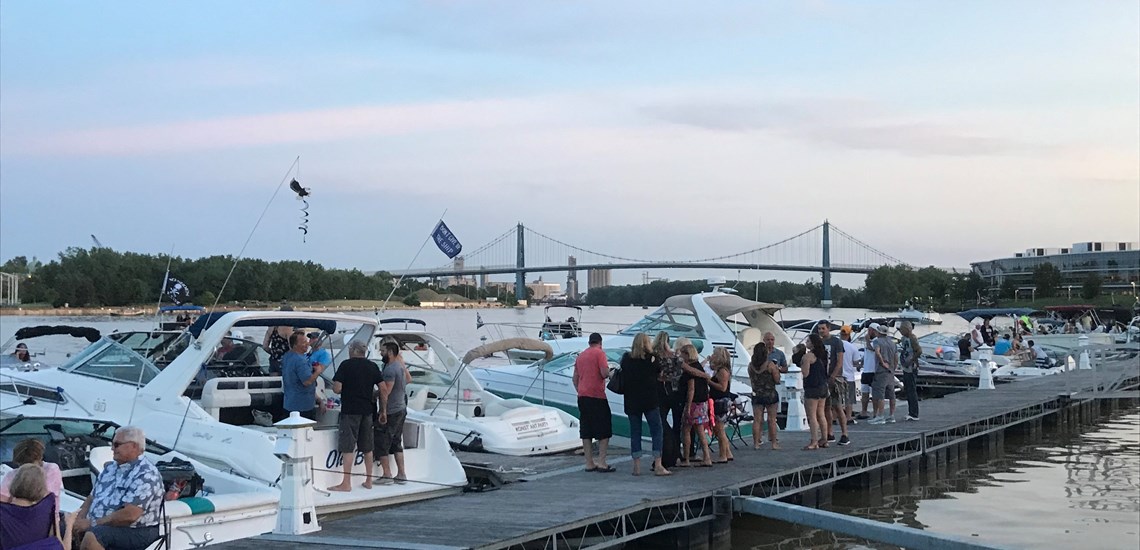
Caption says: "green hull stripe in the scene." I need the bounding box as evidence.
[179,497,215,515]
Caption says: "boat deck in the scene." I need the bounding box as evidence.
[218,359,1139,550]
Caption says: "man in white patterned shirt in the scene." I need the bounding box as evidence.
[73,426,164,550]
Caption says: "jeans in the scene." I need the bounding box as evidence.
[629,408,664,459]
[902,370,919,417]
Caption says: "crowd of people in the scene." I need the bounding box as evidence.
[571,318,926,473]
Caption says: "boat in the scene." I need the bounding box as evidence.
[538,305,583,340]
[0,310,468,515]
[0,416,279,549]
[957,307,1115,349]
[504,279,796,378]
[157,304,207,331]
[473,347,755,440]
[0,325,102,372]
[371,319,581,456]
[896,302,943,325]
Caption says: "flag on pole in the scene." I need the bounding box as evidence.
[432,221,463,259]
[163,277,191,305]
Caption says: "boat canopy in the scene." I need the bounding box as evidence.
[462,338,553,364]
[956,308,1043,322]
[378,318,428,327]
[188,312,338,337]
[14,325,101,343]
[664,294,784,318]
[158,305,206,313]
[544,305,582,313]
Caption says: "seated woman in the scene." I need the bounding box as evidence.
[1,439,63,505]
[0,464,65,550]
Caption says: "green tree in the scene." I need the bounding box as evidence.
[999,277,1017,300]
[402,294,420,307]
[1080,273,1102,300]
[1033,263,1062,298]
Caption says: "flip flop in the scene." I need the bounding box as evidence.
[584,466,598,472]
[713,460,729,464]
[595,465,617,473]
[699,463,714,467]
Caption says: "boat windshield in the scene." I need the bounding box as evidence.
[0,417,173,459]
[540,349,625,374]
[63,338,161,387]
[619,306,703,339]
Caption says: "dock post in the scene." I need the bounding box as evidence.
[710,490,735,550]
[272,412,321,535]
[782,365,809,432]
[1077,335,1091,370]
[976,346,995,389]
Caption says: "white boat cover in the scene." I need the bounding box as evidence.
[463,338,553,364]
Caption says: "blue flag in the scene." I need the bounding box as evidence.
[432,221,463,259]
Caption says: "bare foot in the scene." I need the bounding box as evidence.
[361,481,373,489]
[654,468,672,476]
[771,441,781,450]
[327,483,352,492]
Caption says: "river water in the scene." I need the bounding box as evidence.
[3,307,1135,549]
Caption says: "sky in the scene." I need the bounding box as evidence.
[2,0,1138,287]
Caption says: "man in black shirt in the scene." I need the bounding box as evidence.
[328,341,383,492]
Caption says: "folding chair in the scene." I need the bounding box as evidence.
[723,397,754,448]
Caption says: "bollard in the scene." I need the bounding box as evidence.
[1077,334,1091,370]
[783,364,809,431]
[273,412,321,535]
[975,345,995,390]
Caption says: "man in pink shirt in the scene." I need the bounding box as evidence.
[573,333,614,472]
[0,439,63,505]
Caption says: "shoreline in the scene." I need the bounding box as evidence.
[0,302,513,317]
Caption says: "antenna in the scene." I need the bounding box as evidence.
[90,235,104,248]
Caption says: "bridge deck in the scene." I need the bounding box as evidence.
[218,366,1135,550]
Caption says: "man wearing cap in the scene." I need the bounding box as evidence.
[868,323,898,424]
[573,333,613,472]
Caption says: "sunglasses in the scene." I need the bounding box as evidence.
[111,441,133,448]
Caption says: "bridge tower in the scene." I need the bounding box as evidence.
[515,223,526,302]
[821,220,832,307]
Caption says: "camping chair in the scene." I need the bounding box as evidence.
[723,397,754,449]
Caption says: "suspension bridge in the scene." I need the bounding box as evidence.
[391,221,903,305]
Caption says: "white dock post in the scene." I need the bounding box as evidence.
[1077,334,1091,370]
[273,412,321,535]
[975,346,995,390]
[783,364,809,431]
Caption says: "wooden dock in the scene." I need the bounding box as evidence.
[219,355,1139,550]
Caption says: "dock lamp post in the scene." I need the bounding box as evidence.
[1132,281,1137,296]
[1067,285,1073,300]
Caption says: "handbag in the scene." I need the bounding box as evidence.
[606,368,624,395]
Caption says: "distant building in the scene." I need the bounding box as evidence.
[566,256,579,301]
[527,277,561,301]
[972,241,1140,291]
[587,268,612,291]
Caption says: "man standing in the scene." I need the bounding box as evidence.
[763,332,787,373]
[898,321,923,422]
[375,341,410,484]
[818,322,849,445]
[307,332,332,373]
[73,426,164,550]
[573,333,614,472]
[839,326,860,427]
[869,323,898,424]
[283,331,323,420]
[329,341,382,492]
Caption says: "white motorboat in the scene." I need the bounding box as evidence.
[371,319,581,456]
[503,281,795,380]
[0,311,467,515]
[0,416,278,549]
[0,325,104,373]
[897,303,943,325]
[472,347,755,441]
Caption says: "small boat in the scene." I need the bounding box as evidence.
[372,320,581,456]
[0,325,102,372]
[0,416,279,549]
[157,304,207,331]
[538,305,583,340]
[896,302,943,325]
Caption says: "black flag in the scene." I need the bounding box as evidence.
[165,277,191,305]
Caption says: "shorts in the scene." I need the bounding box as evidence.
[752,391,779,408]
[804,384,829,400]
[871,371,895,401]
[713,397,732,424]
[578,396,613,440]
[684,402,710,427]
[860,372,875,386]
[374,411,407,456]
[846,380,857,404]
[89,525,161,550]
[827,379,847,408]
[337,413,373,453]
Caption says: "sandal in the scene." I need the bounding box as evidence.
[595,465,617,473]
[803,444,819,450]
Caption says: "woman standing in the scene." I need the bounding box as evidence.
[622,333,670,476]
[678,344,714,467]
[651,333,684,469]
[748,342,781,450]
[801,334,829,450]
[707,347,735,463]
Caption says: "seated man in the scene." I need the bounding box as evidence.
[73,426,164,550]
[993,334,1012,356]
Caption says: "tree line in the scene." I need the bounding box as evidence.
[2,248,399,307]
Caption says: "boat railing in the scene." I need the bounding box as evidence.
[1055,343,1140,398]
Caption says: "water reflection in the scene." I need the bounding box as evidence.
[734,410,1140,550]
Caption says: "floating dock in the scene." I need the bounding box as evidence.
[219,351,1139,550]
